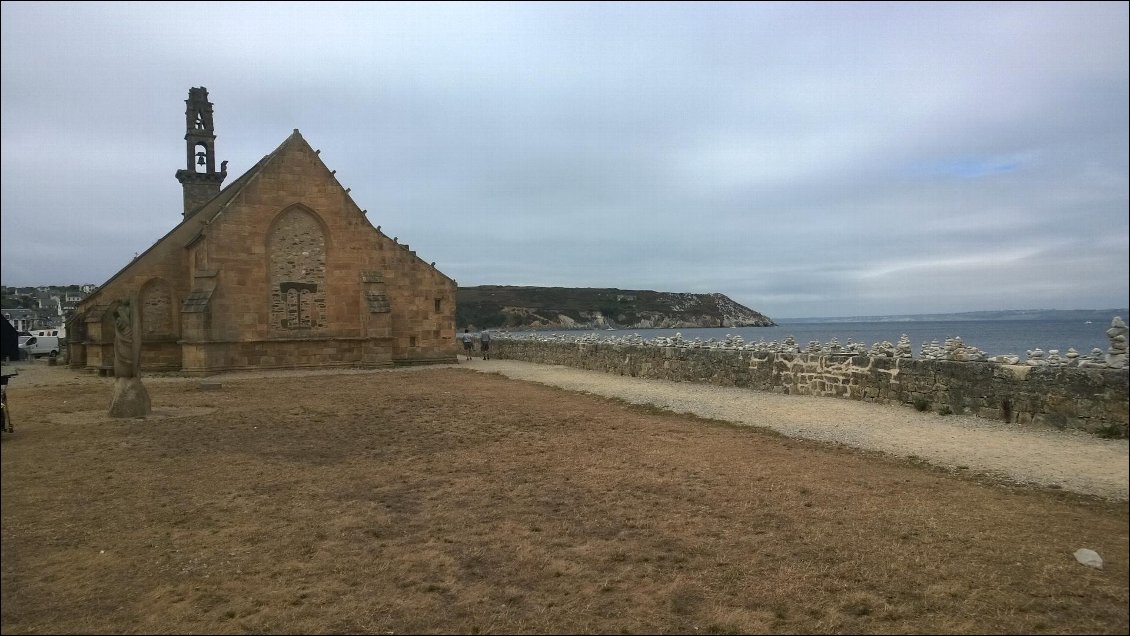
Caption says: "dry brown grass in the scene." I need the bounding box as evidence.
[1,367,1127,634]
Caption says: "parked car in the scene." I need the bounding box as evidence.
[18,335,61,359]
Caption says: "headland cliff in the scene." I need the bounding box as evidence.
[456,286,775,331]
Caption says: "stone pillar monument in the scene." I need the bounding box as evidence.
[108,293,151,418]
[1106,316,1127,369]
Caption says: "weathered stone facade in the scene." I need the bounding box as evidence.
[492,340,1130,436]
[70,88,457,373]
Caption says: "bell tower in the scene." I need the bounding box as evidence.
[175,87,228,218]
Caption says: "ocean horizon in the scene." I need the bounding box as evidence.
[777,308,1128,324]
[501,316,1124,359]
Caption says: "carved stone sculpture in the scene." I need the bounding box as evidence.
[112,301,139,378]
[109,295,151,418]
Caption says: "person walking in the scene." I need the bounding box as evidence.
[479,329,492,360]
[460,328,474,361]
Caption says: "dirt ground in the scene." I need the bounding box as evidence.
[1,360,1127,634]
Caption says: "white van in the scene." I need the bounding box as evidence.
[19,335,62,359]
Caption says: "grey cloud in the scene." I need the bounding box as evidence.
[2,2,1126,319]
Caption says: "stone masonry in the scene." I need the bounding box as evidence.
[71,88,457,373]
[492,340,1129,436]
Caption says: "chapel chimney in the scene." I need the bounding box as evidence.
[174,87,228,218]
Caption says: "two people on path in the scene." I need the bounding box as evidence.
[460,328,492,361]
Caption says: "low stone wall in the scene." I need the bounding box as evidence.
[179,338,396,374]
[493,340,1129,436]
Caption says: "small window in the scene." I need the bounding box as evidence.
[409,336,418,347]
[434,298,442,313]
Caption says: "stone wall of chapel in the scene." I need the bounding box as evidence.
[76,134,457,372]
[198,138,456,361]
[82,237,192,325]
[381,239,457,359]
[141,278,177,338]
[76,226,196,372]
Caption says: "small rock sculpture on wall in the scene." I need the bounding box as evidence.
[1106,317,1127,369]
[895,334,914,359]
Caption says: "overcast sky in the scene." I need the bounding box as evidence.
[2,2,1126,319]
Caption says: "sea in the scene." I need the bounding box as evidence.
[501,318,1120,358]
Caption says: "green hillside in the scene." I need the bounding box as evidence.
[456,286,774,330]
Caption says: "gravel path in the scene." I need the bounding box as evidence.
[458,359,1129,501]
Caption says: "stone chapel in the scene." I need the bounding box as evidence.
[70,87,457,373]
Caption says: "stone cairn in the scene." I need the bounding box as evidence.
[944,336,987,362]
[1046,349,1066,367]
[1077,347,1109,368]
[920,340,942,360]
[497,318,1127,369]
[1107,316,1127,369]
[868,340,896,357]
[1071,347,1107,368]
[895,334,914,359]
[917,337,987,362]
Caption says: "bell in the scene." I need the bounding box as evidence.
[196,152,206,166]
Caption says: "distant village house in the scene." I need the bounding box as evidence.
[2,309,43,334]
